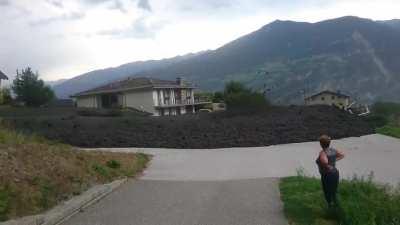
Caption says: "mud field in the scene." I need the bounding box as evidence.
[3,106,373,148]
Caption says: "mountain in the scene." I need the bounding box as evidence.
[54,16,400,103]
[379,19,400,30]
[53,52,208,98]
[46,79,67,87]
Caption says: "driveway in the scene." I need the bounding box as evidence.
[63,134,400,225]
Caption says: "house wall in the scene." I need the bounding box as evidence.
[76,95,98,108]
[123,89,156,114]
[76,87,198,116]
[306,93,349,108]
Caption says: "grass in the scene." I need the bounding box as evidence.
[367,102,400,139]
[0,126,150,221]
[280,175,400,225]
[376,125,400,138]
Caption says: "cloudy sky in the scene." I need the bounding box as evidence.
[0,0,399,81]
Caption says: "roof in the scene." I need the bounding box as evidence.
[305,90,350,100]
[72,77,195,97]
[0,70,8,80]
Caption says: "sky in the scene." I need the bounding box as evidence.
[0,0,399,82]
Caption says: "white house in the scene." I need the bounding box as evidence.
[71,77,210,116]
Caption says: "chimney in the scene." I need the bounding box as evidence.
[176,77,183,85]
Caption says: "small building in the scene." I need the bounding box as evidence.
[71,77,210,116]
[0,70,8,87]
[305,90,350,109]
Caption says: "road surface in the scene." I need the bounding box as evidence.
[63,134,400,225]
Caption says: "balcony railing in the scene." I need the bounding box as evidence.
[157,97,210,107]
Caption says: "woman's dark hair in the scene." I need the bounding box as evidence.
[319,135,331,149]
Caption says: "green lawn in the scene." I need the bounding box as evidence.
[280,175,400,225]
[376,125,400,139]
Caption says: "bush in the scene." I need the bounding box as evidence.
[11,68,55,107]
[0,88,12,105]
[364,114,388,128]
[371,102,400,118]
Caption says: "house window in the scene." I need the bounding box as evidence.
[321,97,325,101]
[331,96,335,100]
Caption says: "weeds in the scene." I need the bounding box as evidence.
[377,126,400,138]
[0,187,11,222]
[106,159,121,169]
[0,126,149,221]
[92,163,110,179]
[39,180,55,209]
[280,175,400,225]
[136,153,149,169]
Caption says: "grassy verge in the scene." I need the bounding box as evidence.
[280,175,400,225]
[368,102,400,139]
[376,125,400,139]
[0,127,150,221]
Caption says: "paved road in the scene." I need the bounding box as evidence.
[87,134,400,185]
[63,134,400,225]
[63,179,287,225]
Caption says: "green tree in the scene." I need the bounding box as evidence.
[223,81,268,110]
[224,81,248,95]
[212,91,224,103]
[12,68,55,107]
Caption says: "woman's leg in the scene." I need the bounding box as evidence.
[326,170,339,206]
[321,174,331,204]
[331,170,339,204]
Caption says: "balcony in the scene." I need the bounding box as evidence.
[156,97,210,108]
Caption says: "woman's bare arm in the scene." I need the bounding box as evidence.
[336,149,345,161]
[319,151,331,169]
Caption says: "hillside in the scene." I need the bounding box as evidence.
[53,52,208,99]
[54,16,400,103]
[0,126,149,221]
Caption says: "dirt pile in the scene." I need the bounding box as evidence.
[5,105,373,149]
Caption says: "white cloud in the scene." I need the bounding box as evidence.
[0,0,399,82]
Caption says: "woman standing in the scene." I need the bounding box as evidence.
[316,135,345,207]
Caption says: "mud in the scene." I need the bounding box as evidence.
[6,106,373,149]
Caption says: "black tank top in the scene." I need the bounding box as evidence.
[317,148,337,174]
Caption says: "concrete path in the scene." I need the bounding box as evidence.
[63,134,400,225]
